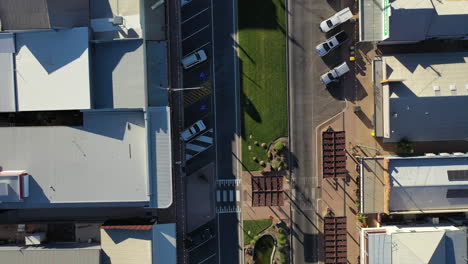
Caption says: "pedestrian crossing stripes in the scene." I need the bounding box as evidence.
[216,206,241,214]
[215,178,241,214]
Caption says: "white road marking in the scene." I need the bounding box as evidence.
[182,24,210,41]
[186,143,206,152]
[198,253,216,264]
[236,190,240,202]
[196,135,213,144]
[182,7,210,24]
[183,41,211,57]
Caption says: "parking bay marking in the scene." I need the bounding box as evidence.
[182,24,210,42]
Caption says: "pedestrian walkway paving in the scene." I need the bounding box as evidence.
[215,179,241,214]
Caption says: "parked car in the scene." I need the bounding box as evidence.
[181,120,206,141]
[181,0,192,6]
[319,7,353,33]
[320,62,350,85]
[316,31,348,56]
[181,50,207,69]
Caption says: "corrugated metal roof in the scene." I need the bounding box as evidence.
[0,0,89,31]
[389,157,468,212]
[0,0,50,30]
[368,233,391,264]
[0,52,15,112]
[101,225,153,230]
[0,111,149,209]
[359,0,384,41]
[0,244,100,264]
[148,107,173,208]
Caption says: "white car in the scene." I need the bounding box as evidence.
[320,7,353,33]
[181,50,207,69]
[320,62,350,85]
[181,120,206,141]
[316,31,347,57]
[181,0,192,6]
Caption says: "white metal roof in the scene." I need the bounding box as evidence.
[0,244,101,264]
[388,156,468,213]
[148,107,173,209]
[15,27,91,111]
[382,53,468,142]
[0,111,149,208]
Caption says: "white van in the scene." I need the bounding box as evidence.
[181,50,207,69]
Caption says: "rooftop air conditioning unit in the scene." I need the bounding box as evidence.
[109,16,123,25]
[439,153,450,156]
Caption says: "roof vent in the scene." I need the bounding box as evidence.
[109,16,123,25]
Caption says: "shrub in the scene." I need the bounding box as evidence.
[253,156,258,162]
[279,251,288,263]
[277,232,287,245]
[357,213,368,223]
[271,159,281,169]
[259,160,266,166]
[254,141,259,146]
[355,200,361,209]
[261,143,267,148]
[397,137,414,155]
[274,141,285,152]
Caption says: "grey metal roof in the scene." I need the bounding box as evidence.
[360,0,468,42]
[153,224,176,264]
[92,40,146,109]
[0,111,149,209]
[382,52,468,142]
[148,107,173,208]
[0,0,89,31]
[367,228,467,264]
[146,41,169,107]
[0,52,15,112]
[359,0,384,41]
[0,244,100,264]
[361,158,386,214]
[368,233,391,264]
[389,156,468,213]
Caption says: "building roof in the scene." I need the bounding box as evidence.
[101,227,152,264]
[0,111,149,209]
[361,155,468,214]
[148,107,173,209]
[381,52,468,142]
[360,0,468,42]
[389,156,468,213]
[364,226,467,264]
[15,27,91,111]
[0,0,89,31]
[153,224,176,264]
[92,40,146,109]
[0,244,100,264]
[90,0,142,41]
[0,34,15,112]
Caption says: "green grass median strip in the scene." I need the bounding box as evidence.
[243,219,273,245]
[239,0,288,171]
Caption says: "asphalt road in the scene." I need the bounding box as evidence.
[288,0,347,263]
[212,0,242,263]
